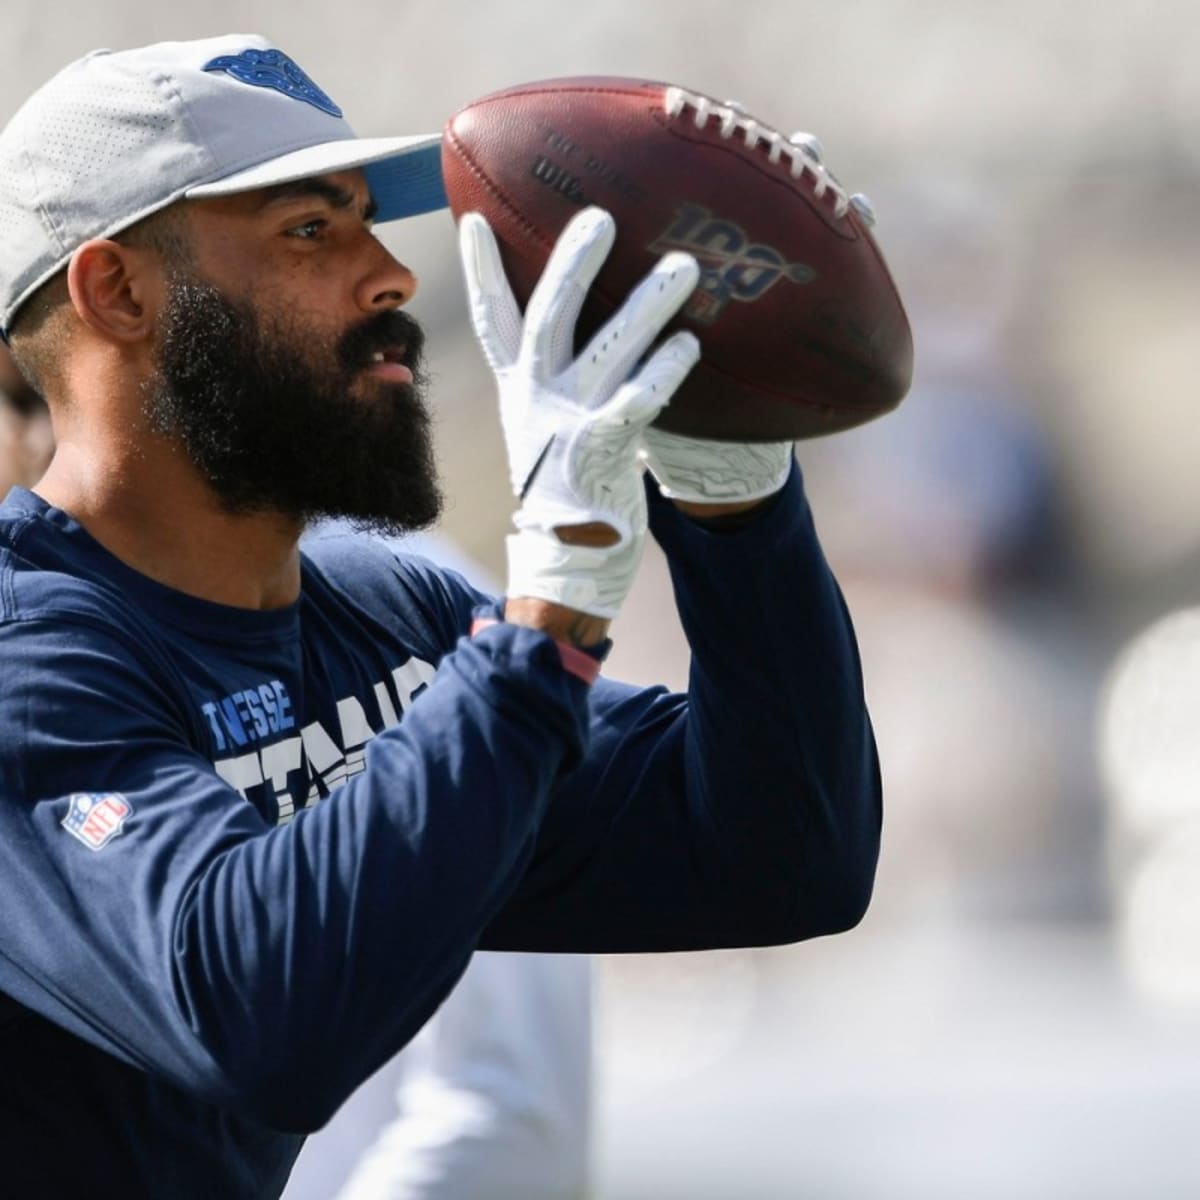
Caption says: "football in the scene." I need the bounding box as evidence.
[441,77,913,441]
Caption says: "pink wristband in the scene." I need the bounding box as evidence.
[470,617,602,685]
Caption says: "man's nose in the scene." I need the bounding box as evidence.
[359,240,418,311]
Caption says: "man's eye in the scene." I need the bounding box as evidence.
[288,219,326,240]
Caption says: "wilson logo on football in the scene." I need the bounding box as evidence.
[649,203,817,324]
[61,792,132,851]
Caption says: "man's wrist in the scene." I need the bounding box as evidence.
[473,601,610,685]
[669,493,783,530]
[670,497,769,520]
[502,597,612,649]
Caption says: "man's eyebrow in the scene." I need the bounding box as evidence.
[260,179,379,222]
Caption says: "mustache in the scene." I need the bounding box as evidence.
[337,309,426,376]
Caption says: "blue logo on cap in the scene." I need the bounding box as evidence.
[203,48,343,118]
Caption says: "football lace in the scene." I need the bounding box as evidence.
[663,87,852,219]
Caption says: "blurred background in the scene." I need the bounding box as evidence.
[5,2,1200,1195]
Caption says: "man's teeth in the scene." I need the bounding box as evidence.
[368,348,407,366]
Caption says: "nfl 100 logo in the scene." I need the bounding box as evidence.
[61,793,132,851]
[648,202,818,324]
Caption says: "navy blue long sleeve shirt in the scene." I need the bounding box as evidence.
[0,466,879,1197]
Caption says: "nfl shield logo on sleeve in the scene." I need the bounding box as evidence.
[61,793,132,850]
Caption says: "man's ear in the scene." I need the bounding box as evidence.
[66,239,160,343]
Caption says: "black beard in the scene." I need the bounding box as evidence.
[143,271,443,535]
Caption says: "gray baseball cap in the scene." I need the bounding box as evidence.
[0,33,448,334]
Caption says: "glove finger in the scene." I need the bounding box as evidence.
[458,212,522,369]
[576,252,700,399]
[596,330,701,431]
[522,207,616,371]
[628,329,702,414]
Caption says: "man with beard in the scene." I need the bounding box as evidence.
[0,35,881,1199]
[0,341,595,1200]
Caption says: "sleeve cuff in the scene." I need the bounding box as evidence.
[470,611,608,685]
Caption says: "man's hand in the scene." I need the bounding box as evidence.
[459,207,700,631]
[639,430,794,517]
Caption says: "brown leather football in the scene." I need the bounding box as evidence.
[441,77,913,440]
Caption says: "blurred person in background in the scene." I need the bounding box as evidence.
[799,175,1097,925]
[809,386,1089,922]
[286,951,592,1200]
[286,516,594,1200]
[0,339,52,491]
[0,343,596,1199]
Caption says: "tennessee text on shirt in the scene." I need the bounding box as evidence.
[207,656,437,823]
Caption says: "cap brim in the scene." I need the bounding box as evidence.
[184,134,448,221]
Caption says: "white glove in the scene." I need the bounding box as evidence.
[459,206,700,618]
[639,429,794,504]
